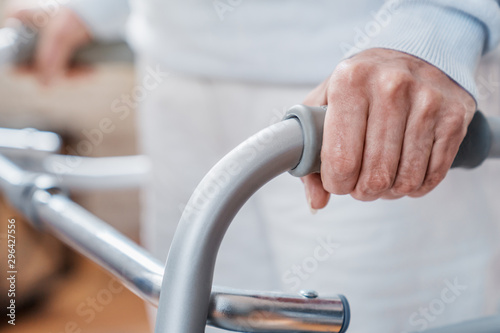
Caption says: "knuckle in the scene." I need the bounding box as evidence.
[321,174,353,195]
[423,170,446,189]
[378,70,413,98]
[321,153,358,194]
[408,190,427,198]
[419,87,444,111]
[322,148,361,181]
[333,60,370,87]
[351,190,377,202]
[391,158,426,195]
[392,178,421,195]
[336,59,364,73]
[419,105,438,124]
[322,180,348,195]
[359,169,394,195]
[321,180,335,194]
[444,112,467,138]
[331,155,360,180]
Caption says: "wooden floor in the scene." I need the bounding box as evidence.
[1,255,151,333]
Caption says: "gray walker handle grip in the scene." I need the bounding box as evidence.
[284,105,498,177]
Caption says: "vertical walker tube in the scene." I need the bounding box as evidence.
[155,120,304,332]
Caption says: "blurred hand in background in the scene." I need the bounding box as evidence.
[5,5,91,84]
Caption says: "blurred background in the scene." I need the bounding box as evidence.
[0,0,150,332]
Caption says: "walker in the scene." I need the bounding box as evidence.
[2,22,500,333]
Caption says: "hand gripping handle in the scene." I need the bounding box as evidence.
[284,105,497,177]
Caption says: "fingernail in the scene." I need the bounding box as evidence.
[308,195,318,215]
[304,182,317,215]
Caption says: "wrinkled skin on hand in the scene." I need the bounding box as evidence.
[302,48,476,209]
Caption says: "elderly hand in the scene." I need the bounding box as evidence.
[6,6,91,84]
[302,48,476,208]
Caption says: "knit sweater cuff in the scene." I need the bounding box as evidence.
[346,1,487,100]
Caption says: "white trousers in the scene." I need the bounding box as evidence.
[137,59,500,333]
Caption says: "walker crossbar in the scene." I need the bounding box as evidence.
[0,128,150,190]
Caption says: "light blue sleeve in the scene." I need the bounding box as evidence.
[65,0,130,42]
[348,0,500,100]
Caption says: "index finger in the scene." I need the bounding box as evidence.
[321,67,369,195]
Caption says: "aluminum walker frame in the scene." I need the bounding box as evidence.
[2,21,500,333]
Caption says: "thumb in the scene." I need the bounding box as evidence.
[300,78,330,211]
[302,174,330,212]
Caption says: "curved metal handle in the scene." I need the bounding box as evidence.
[156,119,349,332]
[285,105,500,177]
[156,104,500,332]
